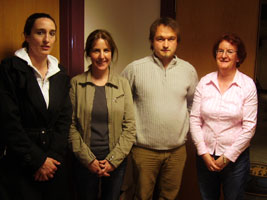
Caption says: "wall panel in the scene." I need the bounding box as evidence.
[176,0,259,79]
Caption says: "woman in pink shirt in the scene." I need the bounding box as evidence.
[190,33,257,200]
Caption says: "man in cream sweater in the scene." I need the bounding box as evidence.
[121,17,198,200]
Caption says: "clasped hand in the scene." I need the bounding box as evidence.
[202,154,229,172]
[88,159,115,177]
[34,157,61,181]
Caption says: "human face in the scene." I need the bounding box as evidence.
[26,17,56,58]
[153,25,178,66]
[90,38,111,73]
[216,40,239,71]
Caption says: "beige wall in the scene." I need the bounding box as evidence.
[0,0,60,62]
[84,0,160,73]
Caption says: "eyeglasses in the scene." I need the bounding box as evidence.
[216,49,237,56]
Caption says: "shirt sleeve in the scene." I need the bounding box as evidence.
[190,80,208,156]
[224,81,258,162]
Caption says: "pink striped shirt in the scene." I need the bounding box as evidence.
[190,70,257,162]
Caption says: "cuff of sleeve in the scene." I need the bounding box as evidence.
[196,141,208,156]
[106,153,124,168]
[224,150,239,163]
[106,154,117,167]
[21,152,47,173]
[75,151,96,168]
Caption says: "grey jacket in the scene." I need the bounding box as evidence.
[69,67,136,168]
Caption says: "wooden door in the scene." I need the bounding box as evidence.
[0,0,60,62]
[176,1,260,200]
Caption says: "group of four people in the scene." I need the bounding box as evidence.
[0,12,257,200]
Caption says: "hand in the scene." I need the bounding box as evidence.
[88,159,102,175]
[34,157,61,181]
[201,154,221,172]
[215,155,230,170]
[99,160,115,177]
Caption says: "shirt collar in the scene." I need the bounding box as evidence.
[152,54,178,69]
[205,69,242,87]
[15,48,60,79]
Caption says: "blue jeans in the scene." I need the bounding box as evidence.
[196,148,250,200]
[74,159,126,200]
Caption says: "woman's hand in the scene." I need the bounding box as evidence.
[215,155,230,170]
[99,160,115,177]
[88,159,102,175]
[88,159,115,177]
[34,157,60,181]
[202,154,221,172]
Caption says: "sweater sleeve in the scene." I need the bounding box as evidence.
[121,64,135,93]
[187,67,198,112]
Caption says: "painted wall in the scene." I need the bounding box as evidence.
[84,0,160,73]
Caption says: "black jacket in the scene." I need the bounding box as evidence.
[0,56,72,174]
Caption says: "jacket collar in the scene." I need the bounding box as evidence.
[79,65,118,88]
[13,49,65,121]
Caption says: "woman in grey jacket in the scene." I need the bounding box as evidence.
[69,29,136,200]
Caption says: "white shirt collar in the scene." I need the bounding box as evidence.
[15,48,60,79]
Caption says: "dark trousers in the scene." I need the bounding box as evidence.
[196,148,250,200]
[0,157,70,200]
[75,159,126,200]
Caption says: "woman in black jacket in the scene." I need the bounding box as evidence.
[0,13,72,200]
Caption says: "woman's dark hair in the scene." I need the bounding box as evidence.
[22,13,57,50]
[212,33,247,68]
[149,17,181,50]
[85,29,118,61]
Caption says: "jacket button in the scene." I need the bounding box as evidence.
[24,154,31,162]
